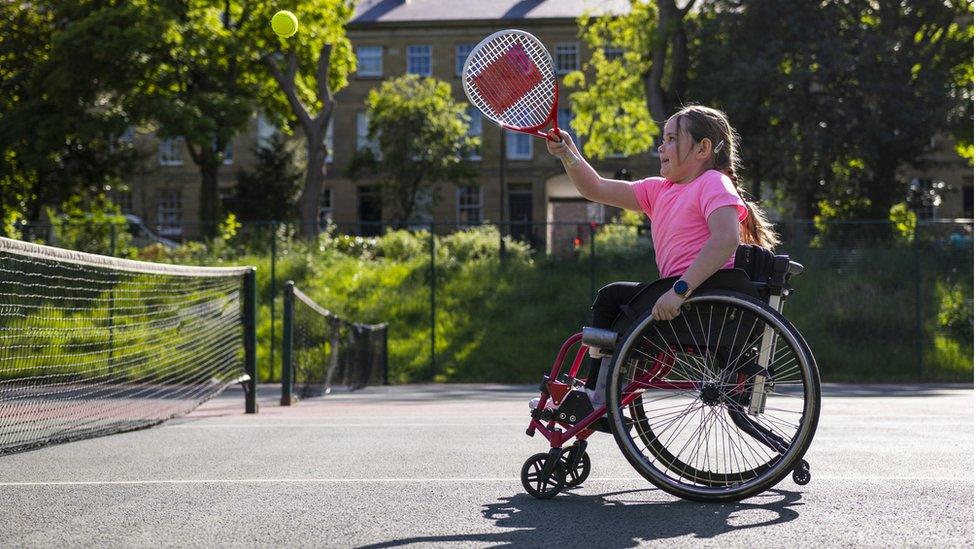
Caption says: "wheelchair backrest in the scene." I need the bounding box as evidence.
[734,244,802,301]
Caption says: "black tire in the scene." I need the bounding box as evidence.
[521,453,566,499]
[606,290,820,502]
[561,447,591,488]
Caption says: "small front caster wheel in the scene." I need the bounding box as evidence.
[521,453,566,499]
[560,447,591,488]
[792,459,811,485]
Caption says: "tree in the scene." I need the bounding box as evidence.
[230,135,302,223]
[248,0,357,236]
[691,0,973,218]
[0,1,148,227]
[566,0,698,160]
[346,75,480,226]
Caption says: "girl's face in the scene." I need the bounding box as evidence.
[658,116,709,183]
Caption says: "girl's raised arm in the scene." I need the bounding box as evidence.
[545,129,641,211]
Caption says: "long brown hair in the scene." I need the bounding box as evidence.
[670,105,780,249]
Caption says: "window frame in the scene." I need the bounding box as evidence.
[456,185,482,226]
[357,45,384,78]
[406,45,433,76]
[554,42,579,74]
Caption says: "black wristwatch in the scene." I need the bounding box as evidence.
[673,279,692,298]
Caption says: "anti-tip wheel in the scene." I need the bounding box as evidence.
[521,453,566,499]
[560,447,591,488]
[792,459,811,485]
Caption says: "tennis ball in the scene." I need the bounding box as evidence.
[271,10,298,38]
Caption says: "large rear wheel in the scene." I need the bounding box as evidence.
[606,291,820,502]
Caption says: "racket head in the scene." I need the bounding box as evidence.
[462,29,558,136]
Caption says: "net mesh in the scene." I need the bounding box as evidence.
[0,237,250,455]
[463,30,556,129]
[289,286,387,397]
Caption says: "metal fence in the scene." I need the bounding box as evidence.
[10,217,974,383]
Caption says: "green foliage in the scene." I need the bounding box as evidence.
[439,225,532,264]
[937,282,974,340]
[567,1,659,159]
[889,203,917,244]
[231,135,302,222]
[375,229,427,261]
[348,75,480,225]
[691,0,973,218]
[47,194,133,257]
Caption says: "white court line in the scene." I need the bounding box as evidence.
[0,476,972,487]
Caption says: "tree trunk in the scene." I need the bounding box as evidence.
[188,140,221,240]
[298,133,327,236]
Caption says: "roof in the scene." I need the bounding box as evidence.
[350,0,630,24]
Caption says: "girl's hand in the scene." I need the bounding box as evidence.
[651,290,686,321]
[546,129,581,159]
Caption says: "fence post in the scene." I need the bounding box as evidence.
[270,220,277,382]
[913,220,923,378]
[281,280,294,406]
[382,326,389,385]
[429,224,436,377]
[589,222,596,298]
[244,267,258,413]
[110,223,117,256]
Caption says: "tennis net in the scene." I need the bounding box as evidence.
[281,281,387,404]
[0,237,257,455]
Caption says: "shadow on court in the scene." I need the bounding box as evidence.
[361,488,804,548]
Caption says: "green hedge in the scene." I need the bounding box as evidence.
[156,223,972,383]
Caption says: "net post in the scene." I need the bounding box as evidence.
[281,280,295,405]
[244,267,258,413]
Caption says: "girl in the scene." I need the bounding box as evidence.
[544,105,779,409]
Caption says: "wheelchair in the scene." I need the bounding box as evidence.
[522,247,820,503]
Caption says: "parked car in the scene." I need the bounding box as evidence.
[125,214,179,249]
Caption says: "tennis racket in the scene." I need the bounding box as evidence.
[462,29,581,167]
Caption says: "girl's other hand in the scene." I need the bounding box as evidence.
[651,290,685,321]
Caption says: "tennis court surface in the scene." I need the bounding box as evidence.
[1,383,972,547]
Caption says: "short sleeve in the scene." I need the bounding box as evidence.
[631,177,665,216]
[698,171,747,222]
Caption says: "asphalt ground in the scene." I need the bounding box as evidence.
[1,383,972,548]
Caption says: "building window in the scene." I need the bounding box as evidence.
[557,108,577,146]
[318,188,333,230]
[357,46,383,77]
[466,106,482,160]
[962,185,973,217]
[603,46,624,62]
[357,111,380,156]
[325,118,334,164]
[407,45,432,76]
[554,43,579,74]
[156,189,183,237]
[116,190,133,213]
[506,131,532,160]
[218,187,235,210]
[457,186,481,225]
[213,139,233,165]
[257,113,277,148]
[159,137,183,166]
[455,43,474,76]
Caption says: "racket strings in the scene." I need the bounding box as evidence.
[464,32,556,130]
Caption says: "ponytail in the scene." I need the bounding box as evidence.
[669,105,780,250]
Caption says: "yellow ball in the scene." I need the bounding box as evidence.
[271,10,298,38]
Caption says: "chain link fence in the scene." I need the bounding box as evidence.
[10,217,973,383]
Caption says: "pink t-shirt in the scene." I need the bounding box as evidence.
[632,169,747,278]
